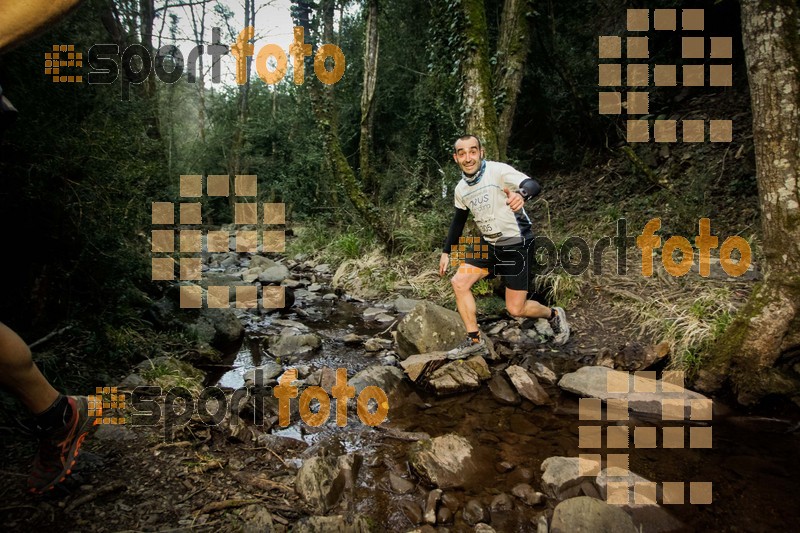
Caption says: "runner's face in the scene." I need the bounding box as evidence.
[453,138,484,176]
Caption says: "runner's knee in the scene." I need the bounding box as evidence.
[451,274,473,292]
[506,301,525,318]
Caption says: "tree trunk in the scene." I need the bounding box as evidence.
[494,0,532,160]
[295,0,394,249]
[139,0,157,99]
[700,0,800,405]
[359,0,379,195]
[461,0,500,160]
[230,0,255,205]
[188,0,209,146]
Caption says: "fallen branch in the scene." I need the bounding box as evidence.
[231,472,294,493]
[65,481,127,513]
[378,320,398,336]
[154,440,193,450]
[244,445,289,468]
[29,325,73,349]
[196,498,261,515]
[374,425,430,441]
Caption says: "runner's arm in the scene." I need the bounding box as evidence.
[0,0,84,54]
[517,178,541,200]
[442,207,469,253]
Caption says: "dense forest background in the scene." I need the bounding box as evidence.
[0,0,786,400]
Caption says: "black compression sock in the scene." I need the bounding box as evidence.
[467,331,481,341]
[549,308,556,320]
[34,394,72,433]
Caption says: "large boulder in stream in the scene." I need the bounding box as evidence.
[550,496,637,533]
[395,302,466,359]
[540,456,600,500]
[267,329,321,358]
[349,365,406,396]
[594,469,684,533]
[506,365,550,405]
[147,284,244,348]
[408,434,479,489]
[295,453,362,514]
[399,353,490,396]
[558,366,710,417]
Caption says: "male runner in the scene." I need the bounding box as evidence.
[1,0,96,494]
[438,135,570,358]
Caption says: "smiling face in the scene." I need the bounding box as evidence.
[453,136,484,176]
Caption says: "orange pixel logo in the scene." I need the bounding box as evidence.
[577,370,713,506]
[89,387,126,425]
[45,45,83,83]
[450,236,489,274]
[152,175,287,309]
[599,9,733,143]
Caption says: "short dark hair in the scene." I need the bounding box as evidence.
[454,134,482,152]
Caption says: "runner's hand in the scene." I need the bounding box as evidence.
[504,188,524,212]
[439,253,450,276]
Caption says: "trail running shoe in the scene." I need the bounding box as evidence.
[549,307,571,345]
[446,336,488,360]
[28,396,96,494]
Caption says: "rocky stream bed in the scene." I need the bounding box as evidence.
[1,251,799,532]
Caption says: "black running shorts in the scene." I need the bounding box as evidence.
[463,238,534,291]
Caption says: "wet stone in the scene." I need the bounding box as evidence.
[375,313,395,323]
[581,480,601,499]
[243,362,283,386]
[364,338,383,352]
[437,507,453,524]
[530,361,558,385]
[463,499,488,526]
[424,489,442,524]
[495,461,514,473]
[408,434,478,489]
[402,500,423,525]
[506,365,550,405]
[313,263,331,274]
[342,333,363,345]
[509,414,542,436]
[488,373,522,405]
[499,432,520,445]
[363,307,385,319]
[441,492,460,513]
[258,265,290,283]
[512,483,544,506]
[392,296,421,313]
[488,321,508,336]
[550,496,637,533]
[478,433,501,445]
[490,493,514,512]
[389,473,415,494]
[540,456,599,501]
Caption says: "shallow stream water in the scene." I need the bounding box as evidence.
[211,299,800,532]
